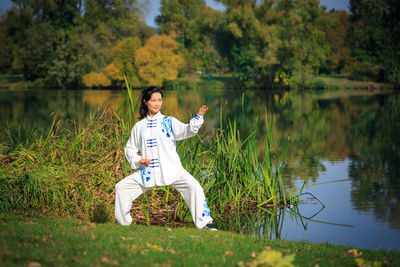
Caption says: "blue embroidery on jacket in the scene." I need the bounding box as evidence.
[161,116,173,138]
[146,138,157,148]
[140,167,151,182]
[194,114,200,120]
[146,119,157,128]
[202,200,211,217]
[149,158,160,168]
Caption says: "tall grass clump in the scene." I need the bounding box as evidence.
[0,108,126,222]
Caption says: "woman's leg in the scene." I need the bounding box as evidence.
[115,173,150,225]
[171,169,213,229]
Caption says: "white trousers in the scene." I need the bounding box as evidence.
[115,169,213,229]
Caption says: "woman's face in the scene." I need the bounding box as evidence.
[145,92,163,116]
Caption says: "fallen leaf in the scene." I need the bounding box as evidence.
[225,251,234,256]
[88,222,96,228]
[344,249,362,257]
[121,236,127,240]
[166,228,172,231]
[190,235,200,241]
[4,250,12,256]
[237,261,245,266]
[178,252,186,257]
[100,256,119,265]
[42,235,52,243]
[27,262,41,267]
[58,254,63,261]
[90,233,96,239]
[83,251,87,256]
[251,251,257,258]
[72,257,79,262]
[264,246,271,250]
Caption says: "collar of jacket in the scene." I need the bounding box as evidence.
[146,112,163,120]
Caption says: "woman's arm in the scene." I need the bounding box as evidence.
[124,125,143,169]
[171,105,209,141]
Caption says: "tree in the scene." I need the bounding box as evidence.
[321,10,355,74]
[156,0,206,43]
[274,0,330,86]
[83,72,111,88]
[135,34,185,86]
[46,26,111,88]
[211,0,330,87]
[349,0,400,85]
[111,37,142,85]
[0,0,147,87]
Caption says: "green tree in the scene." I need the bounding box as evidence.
[321,10,355,74]
[111,37,142,85]
[275,0,330,86]
[213,0,281,87]
[212,0,329,87]
[156,0,206,44]
[181,6,222,72]
[46,26,111,87]
[156,0,217,72]
[349,0,400,85]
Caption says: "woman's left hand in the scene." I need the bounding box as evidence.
[198,105,209,116]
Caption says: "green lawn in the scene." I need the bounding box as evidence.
[1,215,399,266]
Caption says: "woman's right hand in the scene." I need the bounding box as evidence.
[139,159,151,167]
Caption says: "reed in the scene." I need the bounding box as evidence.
[0,82,301,230]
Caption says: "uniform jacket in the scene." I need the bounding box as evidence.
[124,111,204,187]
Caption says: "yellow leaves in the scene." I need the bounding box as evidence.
[82,72,111,88]
[106,63,123,81]
[243,249,295,267]
[135,34,185,86]
[225,250,235,256]
[343,248,385,267]
[344,249,362,257]
[227,22,243,38]
[355,258,384,267]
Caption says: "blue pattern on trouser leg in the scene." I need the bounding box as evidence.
[140,166,151,182]
[202,200,211,217]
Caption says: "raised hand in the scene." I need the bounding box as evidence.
[198,105,209,116]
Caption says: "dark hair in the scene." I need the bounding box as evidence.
[139,86,164,119]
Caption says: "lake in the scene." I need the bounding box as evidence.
[1,88,400,250]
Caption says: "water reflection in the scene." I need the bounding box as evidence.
[1,88,400,248]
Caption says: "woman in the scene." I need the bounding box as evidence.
[115,86,216,230]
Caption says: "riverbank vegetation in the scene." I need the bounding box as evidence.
[0,0,398,89]
[0,81,300,226]
[1,215,399,266]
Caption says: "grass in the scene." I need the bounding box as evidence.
[313,74,391,91]
[1,215,399,267]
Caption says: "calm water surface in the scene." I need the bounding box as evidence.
[1,88,399,250]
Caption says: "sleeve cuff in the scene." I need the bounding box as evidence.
[194,114,203,120]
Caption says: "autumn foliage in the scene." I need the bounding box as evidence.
[83,72,111,88]
[135,34,185,86]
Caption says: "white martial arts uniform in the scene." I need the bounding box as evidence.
[115,112,213,229]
